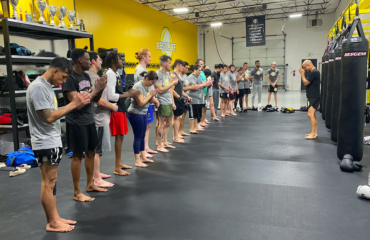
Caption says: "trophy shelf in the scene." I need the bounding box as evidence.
[0,18,93,40]
[0,55,72,65]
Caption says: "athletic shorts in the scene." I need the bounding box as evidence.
[308,98,320,110]
[66,122,98,152]
[187,104,193,119]
[96,125,111,154]
[201,103,206,108]
[34,147,63,166]
[268,84,278,93]
[220,93,229,99]
[147,105,154,124]
[245,88,251,95]
[237,89,245,98]
[110,112,129,136]
[229,92,237,100]
[174,100,185,117]
[158,104,174,117]
[189,104,202,119]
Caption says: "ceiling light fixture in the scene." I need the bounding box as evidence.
[173,8,189,13]
[211,22,223,27]
[289,13,303,18]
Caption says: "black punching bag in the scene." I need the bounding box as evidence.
[325,44,336,129]
[331,34,346,142]
[337,18,368,161]
[320,54,325,113]
[322,52,328,120]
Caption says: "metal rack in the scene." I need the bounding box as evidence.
[0,18,94,151]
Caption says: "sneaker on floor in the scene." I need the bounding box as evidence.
[243,108,248,113]
[9,167,26,177]
[239,108,244,113]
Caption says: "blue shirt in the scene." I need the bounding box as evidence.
[200,71,207,96]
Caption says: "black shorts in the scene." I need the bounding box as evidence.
[237,89,245,98]
[66,122,98,153]
[220,92,229,99]
[189,104,202,119]
[201,104,206,108]
[34,147,63,166]
[174,100,185,117]
[268,84,278,93]
[187,104,193,119]
[308,98,320,110]
[245,88,251,95]
[96,127,104,154]
[229,92,237,100]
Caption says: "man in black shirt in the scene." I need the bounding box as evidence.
[63,49,108,202]
[299,60,320,140]
[211,64,223,114]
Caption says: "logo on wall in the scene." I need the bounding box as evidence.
[157,27,176,57]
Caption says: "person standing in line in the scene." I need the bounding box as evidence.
[299,60,320,139]
[62,49,108,202]
[211,64,223,116]
[243,62,252,111]
[267,62,280,107]
[251,60,263,108]
[219,65,231,117]
[86,51,117,188]
[196,59,210,126]
[155,55,178,152]
[27,57,91,232]
[127,71,159,167]
[235,67,245,113]
[227,64,238,116]
[187,65,212,134]
[105,52,140,175]
[133,48,160,159]
[204,69,219,121]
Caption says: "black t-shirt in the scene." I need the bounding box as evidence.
[172,72,183,100]
[306,69,321,98]
[211,71,220,89]
[62,71,94,125]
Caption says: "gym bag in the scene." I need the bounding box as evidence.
[6,147,37,167]
[10,43,34,56]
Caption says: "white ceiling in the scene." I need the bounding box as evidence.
[134,0,342,26]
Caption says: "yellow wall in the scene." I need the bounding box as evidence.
[74,0,198,73]
[1,0,198,73]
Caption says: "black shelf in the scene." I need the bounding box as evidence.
[0,88,62,97]
[0,18,93,40]
[0,56,72,65]
[0,117,65,132]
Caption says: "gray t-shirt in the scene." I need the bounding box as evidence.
[86,70,111,127]
[250,68,263,84]
[188,74,204,104]
[236,73,244,90]
[244,70,251,89]
[183,74,190,94]
[155,70,172,105]
[128,81,150,115]
[26,77,62,150]
[267,68,280,84]
[228,72,237,92]
[134,64,147,83]
[220,72,229,93]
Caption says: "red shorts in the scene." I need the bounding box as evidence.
[229,92,237,100]
[109,112,129,136]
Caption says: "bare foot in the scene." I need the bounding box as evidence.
[205,119,210,123]
[178,135,184,139]
[142,158,154,163]
[221,115,226,118]
[145,153,154,158]
[59,218,76,225]
[94,179,114,188]
[225,113,231,116]
[164,143,176,149]
[100,173,111,179]
[180,132,190,136]
[86,184,107,192]
[114,168,131,176]
[190,131,198,134]
[120,163,132,169]
[232,113,237,116]
[157,146,169,153]
[212,117,220,121]
[146,149,158,154]
[305,134,317,139]
[46,221,75,232]
[173,138,185,143]
[73,193,95,202]
[199,123,207,127]
[196,128,204,131]
[135,162,148,168]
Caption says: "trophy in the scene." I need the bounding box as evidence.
[57,6,67,28]
[48,5,57,27]
[67,10,76,30]
[37,0,47,24]
[10,0,20,20]
[80,19,86,32]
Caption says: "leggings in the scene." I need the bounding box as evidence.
[234,97,243,109]
[252,83,262,106]
[127,112,147,154]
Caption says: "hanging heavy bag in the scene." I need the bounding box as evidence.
[325,43,336,129]
[320,54,325,113]
[337,18,368,165]
[331,33,347,142]
[322,51,329,120]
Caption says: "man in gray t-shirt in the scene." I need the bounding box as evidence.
[26,57,90,232]
[134,64,147,83]
[267,62,280,107]
[250,60,263,108]
[227,65,238,115]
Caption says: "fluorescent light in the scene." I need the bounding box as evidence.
[289,14,303,18]
[173,8,189,13]
[211,22,223,27]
